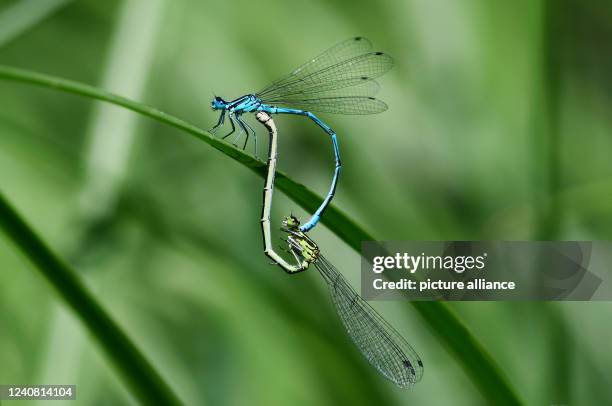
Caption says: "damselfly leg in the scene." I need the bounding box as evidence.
[209,110,226,134]
[213,112,259,157]
[235,115,258,157]
[239,117,258,158]
[229,119,244,146]
[221,113,237,140]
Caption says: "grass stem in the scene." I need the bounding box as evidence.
[0,65,522,405]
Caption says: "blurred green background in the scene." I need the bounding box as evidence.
[1,0,612,405]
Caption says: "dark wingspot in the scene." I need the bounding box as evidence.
[402,360,416,375]
[361,76,369,80]
[375,52,383,55]
[368,97,376,100]
[418,360,423,367]
[355,36,363,41]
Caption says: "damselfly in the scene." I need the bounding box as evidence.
[281,215,424,388]
[211,37,393,232]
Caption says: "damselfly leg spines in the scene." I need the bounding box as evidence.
[212,37,393,232]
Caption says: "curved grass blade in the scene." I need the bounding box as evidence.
[0,65,522,405]
[0,192,182,406]
[0,0,72,48]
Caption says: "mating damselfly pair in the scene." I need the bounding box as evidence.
[212,37,422,388]
[255,110,423,388]
[210,36,393,232]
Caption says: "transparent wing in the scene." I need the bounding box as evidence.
[315,255,423,388]
[257,52,393,104]
[257,36,373,95]
[271,96,387,115]
[263,79,380,101]
[262,80,385,114]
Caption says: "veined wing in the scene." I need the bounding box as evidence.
[258,37,373,95]
[271,96,387,115]
[315,255,423,388]
[263,79,380,101]
[257,52,393,102]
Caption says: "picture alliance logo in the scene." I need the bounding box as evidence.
[371,252,488,275]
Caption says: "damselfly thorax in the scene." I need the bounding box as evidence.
[282,215,320,269]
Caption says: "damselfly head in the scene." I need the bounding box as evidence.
[211,96,227,110]
[282,215,301,230]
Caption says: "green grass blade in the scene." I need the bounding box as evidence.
[0,65,372,243]
[0,65,522,404]
[0,192,183,406]
[410,302,520,405]
[0,0,72,48]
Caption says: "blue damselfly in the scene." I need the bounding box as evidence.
[212,37,393,232]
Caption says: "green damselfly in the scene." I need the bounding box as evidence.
[255,112,423,387]
[281,215,423,388]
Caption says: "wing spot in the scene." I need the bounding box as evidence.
[361,76,369,80]
[355,36,363,41]
[375,52,383,55]
[402,360,416,376]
